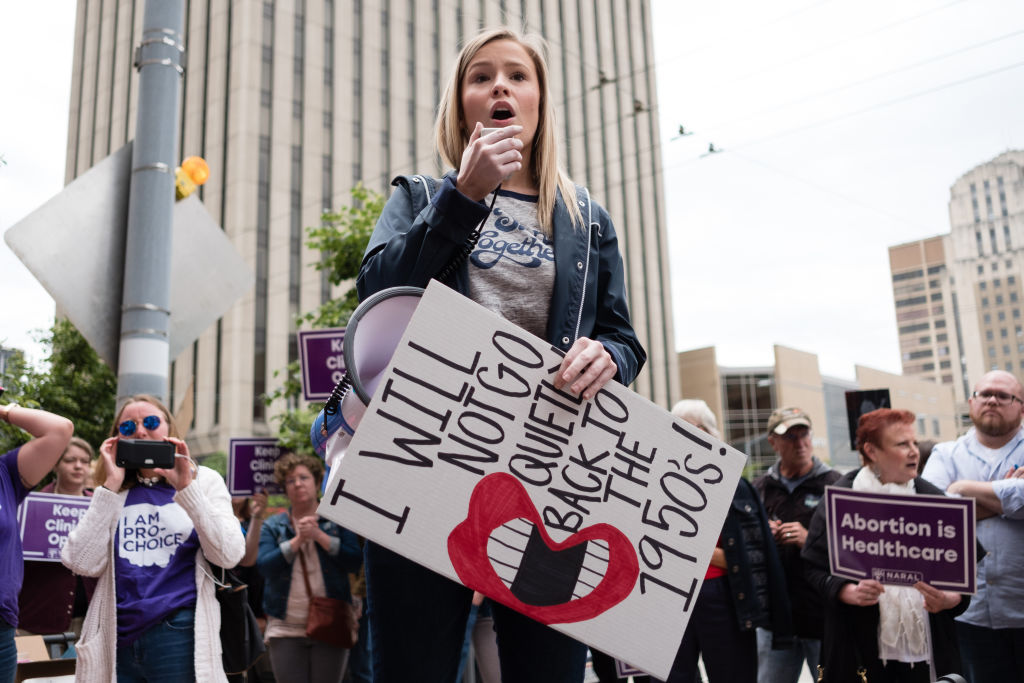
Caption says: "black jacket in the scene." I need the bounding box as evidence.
[721,478,794,646]
[753,457,841,638]
[801,469,970,683]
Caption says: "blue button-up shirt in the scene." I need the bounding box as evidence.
[922,427,1024,629]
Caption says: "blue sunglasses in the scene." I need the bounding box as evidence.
[119,415,162,436]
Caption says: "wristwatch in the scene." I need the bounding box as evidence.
[1,403,18,423]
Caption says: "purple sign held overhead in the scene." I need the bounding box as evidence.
[18,493,92,562]
[825,487,976,593]
[228,438,285,496]
[297,328,346,402]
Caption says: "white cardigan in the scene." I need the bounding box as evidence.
[61,466,245,683]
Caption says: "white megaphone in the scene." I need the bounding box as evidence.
[310,286,423,467]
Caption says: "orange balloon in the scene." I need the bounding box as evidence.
[180,156,210,186]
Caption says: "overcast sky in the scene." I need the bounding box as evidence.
[3,0,1024,382]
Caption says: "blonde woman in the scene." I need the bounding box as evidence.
[357,26,646,683]
[19,437,99,637]
[0,402,73,681]
[62,395,244,682]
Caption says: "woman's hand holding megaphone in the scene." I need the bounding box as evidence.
[456,123,523,201]
[553,337,617,401]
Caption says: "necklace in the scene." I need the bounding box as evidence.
[138,474,163,487]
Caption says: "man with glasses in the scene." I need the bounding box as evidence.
[753,407,840,683]
[921,370,1024,681]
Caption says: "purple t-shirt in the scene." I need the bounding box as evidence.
[114,482,199,646]
[0,448,28,628]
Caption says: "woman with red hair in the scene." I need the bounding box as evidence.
[801,409,970,682]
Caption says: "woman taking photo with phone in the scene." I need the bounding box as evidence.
[62,394,244,682]
[357,26,646,683]
[0,400,73,683]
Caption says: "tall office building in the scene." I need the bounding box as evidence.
[889,150,1024,407]
[65,0,678,454]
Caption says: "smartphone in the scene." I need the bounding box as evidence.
[116,439,176,469]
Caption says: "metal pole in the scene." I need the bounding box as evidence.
[116,0,185,403]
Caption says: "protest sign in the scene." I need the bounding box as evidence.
[825,487,976,592]
[228,438,284,495]
[18,493,92,561]
[615,659,648,677]
[298,328,346,401]
[317,281,747,678]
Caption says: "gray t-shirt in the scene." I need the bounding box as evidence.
[467,190,555,340]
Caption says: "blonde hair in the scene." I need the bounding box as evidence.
[435,27,583,233]
[64,436,96,460]
[93,394,183,490]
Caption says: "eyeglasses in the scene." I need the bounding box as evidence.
[971,391,1024,406]
[119,415,162,436]
[779,429,812,442]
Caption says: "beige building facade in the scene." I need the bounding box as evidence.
[678,345,957,475]
[66,0,678,454]
[889,150,1024,407]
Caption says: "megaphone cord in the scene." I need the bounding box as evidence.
[322,372,352,417]
[435,183,501,283]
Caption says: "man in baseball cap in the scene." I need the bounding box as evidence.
[753,407,841,683]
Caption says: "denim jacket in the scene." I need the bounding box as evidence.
[257,511,362,619]
[722,478,794,647]
[356,172,646,385]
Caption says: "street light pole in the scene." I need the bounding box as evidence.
[116,0,185,404]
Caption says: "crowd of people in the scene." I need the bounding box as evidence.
[2,24,1022,683]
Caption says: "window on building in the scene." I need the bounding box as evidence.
[1002,328,1009,338]
[980,281,988,290]
[940,360,951,369]
[917,417,926,434]
[982,297,989,306]
[937,333,948,342]
[932,419,940,436]
[997,295,1005,305]
[896,296,928,308]
[995,278,1002,287]
[978,264,985,275]
[1005,225,1012,250]
[1015,309,1022,319]
[1004,345,1011,355]
[1013,292,1020,303]
[987,330,995,341]
[984,313,992,324]
[936,319,947,328]
[999,311,1007,321]
[892,269,924,282]
[990,348,997,358]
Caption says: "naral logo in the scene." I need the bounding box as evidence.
[872,568,923,585]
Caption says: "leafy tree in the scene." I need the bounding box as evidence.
[0,319,117,454]
[264,184,386,453]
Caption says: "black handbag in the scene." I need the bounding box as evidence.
[208,563,266,675]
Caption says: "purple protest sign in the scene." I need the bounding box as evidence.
[228,438,285,496]
[825,487,976,593]
[17,493,92,562]
[297,328,346,402]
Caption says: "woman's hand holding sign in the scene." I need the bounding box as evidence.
[914,581,962,614]
[840,579,885,607]
[554,337,617,401]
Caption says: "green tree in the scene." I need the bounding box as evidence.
[0,320,117,453]
[264,184,386,453]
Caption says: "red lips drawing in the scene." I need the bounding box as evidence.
[447,472,639,624]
